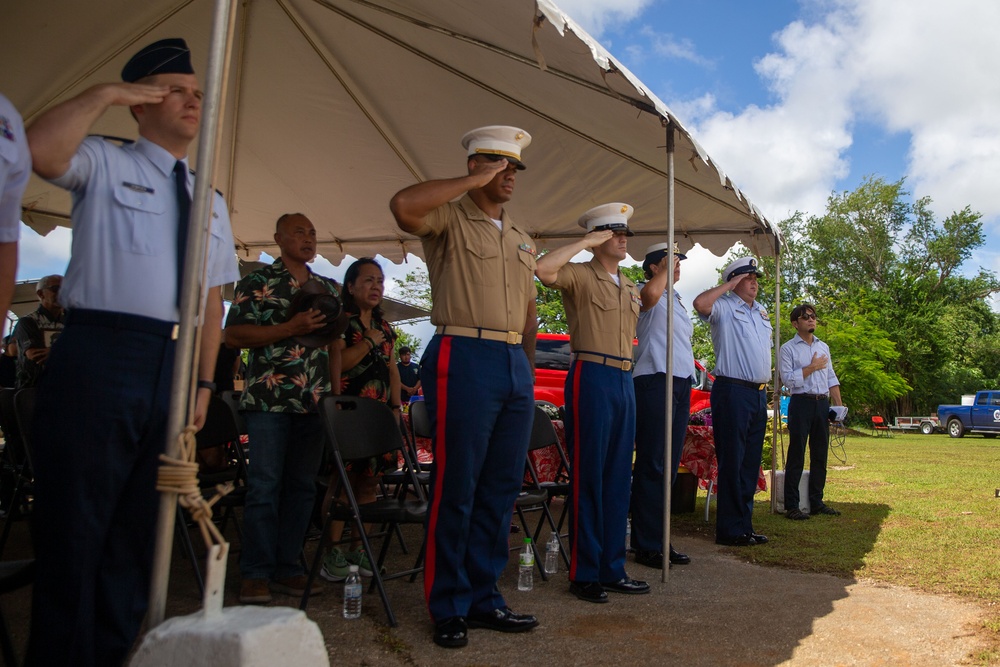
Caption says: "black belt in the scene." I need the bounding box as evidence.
[792,393,829,400]
[715,376,767,391]
[66,308,179,339]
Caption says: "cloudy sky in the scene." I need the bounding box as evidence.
[12,0,1000,348]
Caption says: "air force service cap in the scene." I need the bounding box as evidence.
[642,242,686,275]
[121,38,194,83]
[578,202,634,236]
[461,125,531,170]
[723,256,764,282]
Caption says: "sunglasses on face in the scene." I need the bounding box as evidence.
[797,313,817,320]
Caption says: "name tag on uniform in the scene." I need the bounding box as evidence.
[122,181,154,194]
[518,243,536,256]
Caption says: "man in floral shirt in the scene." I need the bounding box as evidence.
[224,212,343,604]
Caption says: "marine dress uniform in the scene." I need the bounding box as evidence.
[631,243,695,564]
[416,186,537,622]
[551,206,642,593]
[703,258,772,545]
[26,40,238,666]
[0,92,29,248]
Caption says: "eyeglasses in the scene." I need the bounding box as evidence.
[798,313,817,320]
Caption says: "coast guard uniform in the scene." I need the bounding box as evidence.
[27,39,238,667]
[631,244,695,556]
[704,259,772,543]
[555,251,640,585]
[417,192,537,621]
[0,93,29,246]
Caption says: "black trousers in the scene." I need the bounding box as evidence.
[26,315,175,667]
[784,394,830,511]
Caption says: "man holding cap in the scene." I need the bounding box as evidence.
[225,212,344,604]
[779,303,843,519]
[631,242,694,569]
[535,203,649,603]
[390,126,539,647]
[25,38,238,664]
[693,257,772,547]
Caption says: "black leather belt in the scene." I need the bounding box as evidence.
[67,308,179,340]
[715,376,767,391]
[793,393,829,400]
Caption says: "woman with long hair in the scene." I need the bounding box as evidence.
[321,257,402,581]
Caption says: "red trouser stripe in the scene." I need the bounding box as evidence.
[569,359,583,581]
[423,337,452,609]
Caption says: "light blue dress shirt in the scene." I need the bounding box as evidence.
[704,290,772,383]
[634,286,695,380]
[779,333,840,394]
[0,93,30,243]
[50,136,238,321]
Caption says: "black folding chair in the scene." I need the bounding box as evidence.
[301,396,427,627]
[511,406,571,578]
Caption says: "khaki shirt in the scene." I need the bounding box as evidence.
[415,194,537,331]
[552,257,640,359]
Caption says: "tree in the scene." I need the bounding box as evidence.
[393,330,423,359]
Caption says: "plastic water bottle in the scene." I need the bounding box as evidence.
[518,538,534,591]
[343,565,362,619]
[625,517,632,553]
[544,533,560,575]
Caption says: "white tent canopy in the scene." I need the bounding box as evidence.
[8,0,778,263]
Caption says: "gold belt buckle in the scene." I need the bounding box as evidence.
[171,324,180,340]
[506,331,519,344]
[621,360,633,372]
[758,383,766,391]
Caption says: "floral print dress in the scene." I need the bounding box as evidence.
[341,313,397,475]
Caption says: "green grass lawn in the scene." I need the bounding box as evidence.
[671,430,1000,661]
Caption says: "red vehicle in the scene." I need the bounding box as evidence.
[533,332,713,412]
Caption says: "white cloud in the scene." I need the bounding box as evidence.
[16,223,72,280]
[640,26,714,67]
[663,0,1000,239]
[552,0,654,37]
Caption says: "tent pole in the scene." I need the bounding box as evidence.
[770,236,782,513]
[147,0,236,628]
[661,121,676,583]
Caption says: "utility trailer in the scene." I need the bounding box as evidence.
[893,416,941,435]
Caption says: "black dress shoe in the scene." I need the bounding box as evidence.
[433,617,468,648]
[569,581,608,603]
[634,550,664,569]
[715,534,756,547]
[600,577,651,595]
[786,508,810,520]
[467,607,538,633]
[669,545,691,565]
[750,532,769,544]
[813,504,841,516]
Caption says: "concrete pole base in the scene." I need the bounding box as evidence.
[130,606,329,667]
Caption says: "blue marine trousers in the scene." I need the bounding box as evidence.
[420,335,534,622]
[564,360,636,584]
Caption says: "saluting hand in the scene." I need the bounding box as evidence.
[98,82,170,107]
[286,308,327,336]
[582,229,614,248]
[467,157,510,187]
